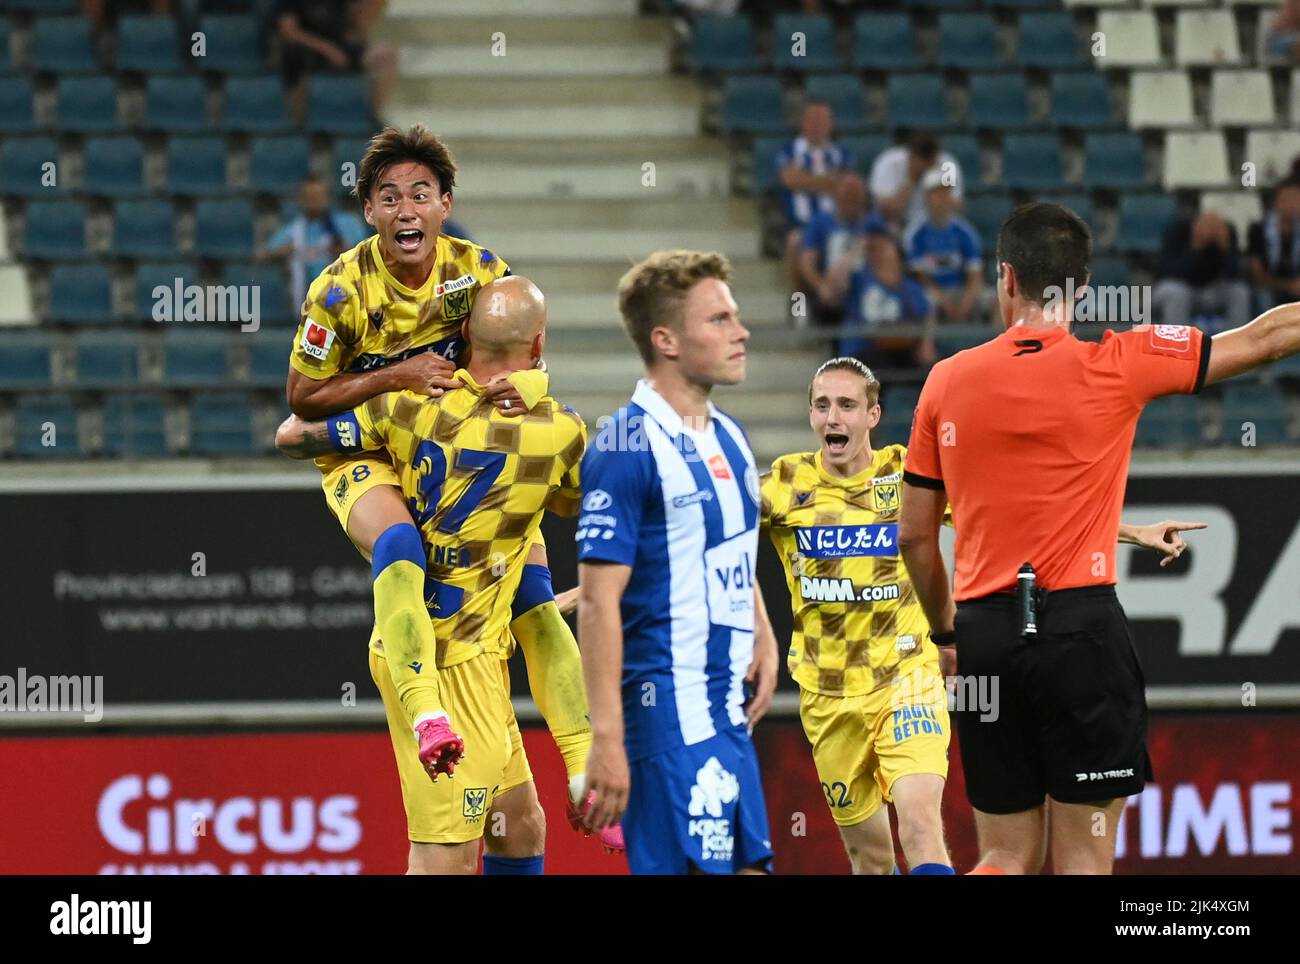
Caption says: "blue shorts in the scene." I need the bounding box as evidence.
[623,726,774,875]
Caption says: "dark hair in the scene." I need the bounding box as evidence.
[355,125,457,204]
[908,133,938,162]
[995,202,1092,305]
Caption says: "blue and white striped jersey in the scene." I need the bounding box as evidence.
[578,380,761,762]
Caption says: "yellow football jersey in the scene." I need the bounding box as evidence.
[340,370,585,669]
[290,232,509,473]
[761,444,951,698]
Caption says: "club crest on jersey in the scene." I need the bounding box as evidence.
[442,288,471,321]
[871,482,900,512]
[744,465,760,504]
[462,787,488,820]
[435,274,476,297]
[301,321,336,360]
[333,475,349,505]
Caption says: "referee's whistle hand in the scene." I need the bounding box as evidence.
[1138,519,1208,567]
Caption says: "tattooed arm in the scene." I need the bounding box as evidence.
[275,414,340,460]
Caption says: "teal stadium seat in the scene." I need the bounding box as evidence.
[306,75,374,135]
[32,16,97,73]
[221,262,292,325]
[116,15,181,73]
[103,394,168,457]
[113,200,177,259]
[196,15,264,74]
[1084,132,1146,189]
[166,136,229,196]
[135,261,201,321]
[803,74,869,133]
[83,136,147,198]
[1219,382,1290,445]
[16,396,78,458]
[50,263,114,324]
[0,345,52,388]
[222,76,289,133]
[24,199,88,259]
[938,14,1001,71]
[0,137,58,197]
[887,75,947,130]
[721,76,787,135]
[1116,195,1177,253]
[165,333,231,384]
[76,338,140,385]
[1018,13,1084,69]
[0,78,36,134]
[773,14,843,72]
[968,73,1032,130]
[144,75,209,133]
[55,76,118,132]
[248,136,310,194]
[189,393,255,455]
[854,14,920,71]
[194,199,254,259]
[1001,133,1064,190]
[1050,72,1114,129]
[689,16,758,73]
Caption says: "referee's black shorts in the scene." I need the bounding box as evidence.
[952,585,1152,814]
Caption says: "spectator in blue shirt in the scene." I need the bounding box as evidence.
[797,173,878,327]
[903,171,984,323]
[776,99,856,288]
[258,175,369,305]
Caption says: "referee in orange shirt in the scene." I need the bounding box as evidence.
[898,202,1300,874]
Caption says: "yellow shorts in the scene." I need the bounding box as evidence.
[320,454,400,538]
[370,649,533,844]
[799,662,950,827]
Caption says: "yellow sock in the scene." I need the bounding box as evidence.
[510,600,592,779]
[373,557,444,730]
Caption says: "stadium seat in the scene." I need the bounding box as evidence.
[49,263,114,324]
[1293,71,1300,127]
[1237,128,1300,184]
[248,135,311,194]
[189,392,254,455]
[803,74,869,133]
[112,200,177,259]
[143,75,209,133]
[1163,131,1229,189]
[0,345,52,387]
[83,136,148,198]
[772,14,842,72]
[222,75,289,132]
[1049,72,1114,129]
[942,134,982,187]
[1135,395,1202,448]
[1088,255,1131,290]
[248,335,289,383]
[968,74,1032,130]
[196,15,263,74]
[165,136,229,196]
[988,0,1059,8]
[1017,13,1084,69]
[306,75,373,134]
[903,0,970,8]
[886,75,948,130]
[0,137,58,198]
[8,0,78,10]
[938,13,1001,70]
[853,13,920,71]
[116,15,181,73]
[840,134,892,181]
[0,78,37,134]
[720,76,788,134]
[1083,132,1147,189]
[330,137,369,197]
[1175,10,1241,66]
[0,20,9,74]
[102,394,168,457]
[76,337,139,384]
[1219,383,1288,445]
[1000,133,1064,190]
[1128,72,1195,128]
[1115,194,1177,253]
[15,395,78,458]
[1199,191,1263,242]
[166,334,231,384]
[54,76,119,132]
[32,16,97,73]
[751,137,785,193]
[964,192,1014,251]
[1094,11,1161,68]
[24,199,87,259]
[221,262,292,325]
[1209,70,1275,128]
[688,15,758,73]
[1040,192,1094,229]
[193,199,255,258]
[135,261,200,321]
[936,331,993,358]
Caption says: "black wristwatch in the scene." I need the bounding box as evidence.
[930,630,956,646]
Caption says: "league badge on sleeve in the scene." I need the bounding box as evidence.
[300,321,336,360]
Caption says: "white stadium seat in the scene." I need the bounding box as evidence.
[1144,0,1207,8]
[1293,70,1300,125]
[1129,71,1196,128]
[1244,128,1300,184]
[1175,10,1243,66]
[1199,191,1264,240]
[1095,11,1163,67]
[1163,131,1230,189]
[0,264,34,327]
[1210,70,1276,127]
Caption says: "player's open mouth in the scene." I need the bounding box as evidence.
[824,433,850,455]
[394,229,424,251]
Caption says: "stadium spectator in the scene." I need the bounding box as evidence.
[870,133,964,230]
[797,173,875,327]
[83,0,170,27]
[828,226,935,371]
[257,175,368,305]
[1153,211,1251,331]
[904,171,983,324]
[278,0,397,117]
[1265,0,1300,62]
[776,99,857,288]
[1247,179,1300,311]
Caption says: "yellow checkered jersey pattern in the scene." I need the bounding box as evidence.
[760,444,951,698]
[349,371,585,669]
[289,232,509,474]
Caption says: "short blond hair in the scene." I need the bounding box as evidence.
[616,250,734,365]
[808,357,881,408]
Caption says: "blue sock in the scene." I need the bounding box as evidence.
[910,863,956,875]
[482,854,544,876]
[892,865,901,875]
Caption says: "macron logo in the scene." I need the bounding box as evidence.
[324,285,347,309]
[50,894,151,944]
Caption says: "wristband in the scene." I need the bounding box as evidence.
[930,630,956,646]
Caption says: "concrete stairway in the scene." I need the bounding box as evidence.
[376,0,819,464]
